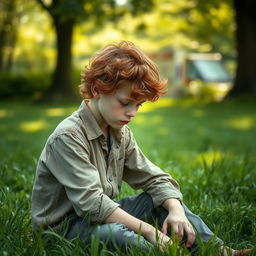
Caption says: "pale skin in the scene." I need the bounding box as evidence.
[87,81,196,250]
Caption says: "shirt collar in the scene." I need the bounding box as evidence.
[78,100,122,142]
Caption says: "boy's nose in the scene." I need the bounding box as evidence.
[126,106,137,118]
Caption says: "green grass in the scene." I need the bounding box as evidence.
[0,97,256,255]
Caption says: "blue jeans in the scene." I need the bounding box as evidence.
[63,192,223,253]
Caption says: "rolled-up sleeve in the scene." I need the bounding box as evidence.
[46,133,119,223]
[123,127,183,207]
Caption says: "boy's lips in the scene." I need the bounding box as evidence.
[120,120,130,124]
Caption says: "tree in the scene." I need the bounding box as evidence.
[36,0,153,101]
[36,0,83,100]
[231,0,256,95]
[187,0,256,96]
[0,0,19,72]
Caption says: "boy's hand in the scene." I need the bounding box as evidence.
[162,198,196,248]
[105,206,173,251]
[162,211,195,247]
[143,223,172,251]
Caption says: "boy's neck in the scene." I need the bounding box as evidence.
[103,125,110,138]
[86,99,108,135]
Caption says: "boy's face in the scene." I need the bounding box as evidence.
[95,81,145,130]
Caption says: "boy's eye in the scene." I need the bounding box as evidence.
[119,100,129,106]
[118,99,144,107]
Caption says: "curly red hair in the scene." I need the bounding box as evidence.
[80,41,167,102]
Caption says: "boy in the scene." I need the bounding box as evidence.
[31,41,251,255]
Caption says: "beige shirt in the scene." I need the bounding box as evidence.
[31,100,182,230]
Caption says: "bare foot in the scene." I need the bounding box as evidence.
[219,246,252,256]
[233,249,252,256]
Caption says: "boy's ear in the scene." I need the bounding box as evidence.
[91,84,100,98]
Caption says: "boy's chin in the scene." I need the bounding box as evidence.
[109,123,125,129]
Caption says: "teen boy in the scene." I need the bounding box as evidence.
[31,41,251,255]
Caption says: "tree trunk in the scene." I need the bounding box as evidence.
[0,0,16,72]
[231,0,256,95]
[5,25,16,71]
[46,17,77,101]
[0,28,7,71]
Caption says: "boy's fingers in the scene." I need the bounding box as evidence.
[172,224,180,241]
[177,224,184,242]
[184,224,196,247]
[161,219,168,234]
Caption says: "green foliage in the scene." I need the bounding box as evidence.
[51,0,86,21]
[0,70,82,100]
[0,72,50,100]
[4,0,236,82]
[0,97,255,255]
[127,0,154,15]
[38,0,154,24]
[187,0,235,56]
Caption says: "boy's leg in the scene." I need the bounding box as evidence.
[118,192,200,253]
[61,192,222,253]
[61,192,156,252]
[118,192,223,251]
[182,204,223,245]
[153,202,223,244]
[63,213,152,252]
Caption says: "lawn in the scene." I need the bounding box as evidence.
[0,97,255,255]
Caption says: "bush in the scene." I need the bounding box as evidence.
[0,70,82,101]
[0,72,51,100]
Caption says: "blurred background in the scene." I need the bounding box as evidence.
[0,0,255,102]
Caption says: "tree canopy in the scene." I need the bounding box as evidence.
[36,0,154,100]
[1,0,256,99]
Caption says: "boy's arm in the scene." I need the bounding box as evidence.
[162,198,196,248]
[123,127,183,206]
[44,134,120,224]
[104,207,171,249]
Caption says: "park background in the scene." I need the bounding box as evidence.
[0,0,256,255]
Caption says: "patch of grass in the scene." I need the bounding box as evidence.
[0,97,255,255]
